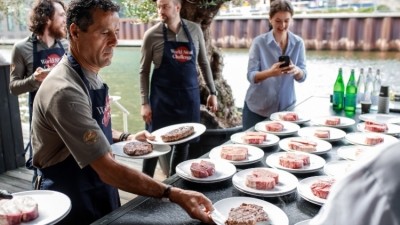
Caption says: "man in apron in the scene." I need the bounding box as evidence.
[140,0,218,177]
[31,1,214,224]
[9,0,68,184]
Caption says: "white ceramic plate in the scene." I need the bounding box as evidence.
[270,111,310,124]
[359,113,400,124]
[230,132,280,147]
[298,126,347,142]
[311,116,355,128]
[232,167,298,197]
[337,145,378,161]
[345,132,399,146]
[111,141,171,159]
[12,190,71,225]
[208,144,264,165]
[279,137,332,155]
[323,160,357,179]
[295,219,312,225]
[175,159,236,183]
[211,196,289,225]
[266,152,326,174]
[297,175,333,206]
[147,123,206,145]
[254,121,300,136]
[357,122,400,135]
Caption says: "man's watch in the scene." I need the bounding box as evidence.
[210,90,218,96]
[161,185,172,202]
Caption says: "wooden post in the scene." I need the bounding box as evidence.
[0,64,25,173]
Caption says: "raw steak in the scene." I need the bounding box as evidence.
[245,169,279,190]
[123,141,153,156]
[0,196,39,225]
[314,129,330,139]
[190,160,215,178]
[325,117,341,126]
[221,146,248,161]
[279,152,310,169]
[364,120,388,133]
[266,122,284,132]
[365,136,384,145]
[279,112,299,121]
[310,178,335,199]
[288,139,317,153]
[225,203,269,225]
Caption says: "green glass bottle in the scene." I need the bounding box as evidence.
[345,69,358,114]
[332,68,344,111]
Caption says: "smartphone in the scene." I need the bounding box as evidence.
[279,55,290,68]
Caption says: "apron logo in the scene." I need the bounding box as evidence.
[40,53,62,68]
[171,46,193,63]
[83,130,98,145]
[103,95,111,127]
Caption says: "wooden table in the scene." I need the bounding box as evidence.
[92,96,399,225]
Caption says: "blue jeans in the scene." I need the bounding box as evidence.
[242,102,268,131]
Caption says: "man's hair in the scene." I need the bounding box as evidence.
[67,0,120,38]
[29,0,66,35]
[269,0,294,19]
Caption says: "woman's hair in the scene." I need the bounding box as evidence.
[29,0,66,35]
[269,0,294,18]
[67,0,120,38]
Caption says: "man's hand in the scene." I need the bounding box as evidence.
[129,130,155,142]
[33,67,51,82]
[141,104,152,125]
[206,95,218,113]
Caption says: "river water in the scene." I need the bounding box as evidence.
[1,46,400,132]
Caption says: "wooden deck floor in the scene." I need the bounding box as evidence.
[0,155,167,205]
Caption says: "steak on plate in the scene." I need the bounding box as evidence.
[365,135,384,145]
[364,120,388,133]
[314,129,330,139]
[288,139,317,152]
[266,122,284,132]
[123,141,153,156]
[242,132,266,144]
[279,112,299,121]
[0,196,39,225]
[225,203,269,225]
[190,160,215,178]
[245,168,279,190]
[310,178,336,199]
[221,146,248,161]
[279,152,310,169]
[325,117,341,126]
[161,125,195,142]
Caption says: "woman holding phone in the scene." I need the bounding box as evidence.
[242,0,307,130]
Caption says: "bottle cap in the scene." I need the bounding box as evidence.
[379,85,389,97]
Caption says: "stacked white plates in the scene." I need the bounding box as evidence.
[254,121,300,136]
[298,126,347,142]
[357,122,400,135]
[311,116,355,128]
[266,151,326,174]
[297,175,334,206]
[175,159,236,183]
[232,167,298,197]
[337,145,378,161]
[345,132,399,147]
[359,113,400,124]
[323,160,357,179]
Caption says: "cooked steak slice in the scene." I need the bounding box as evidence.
[310,178,335,199]
[161,126,195,142]
[225,203,269,225]
[190,160,215,178]
[221,146,248,161]
[123,142,153,156]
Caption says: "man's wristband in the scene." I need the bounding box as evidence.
[161,185,172,202]
[119,132,131,142]
[210,90,218,96]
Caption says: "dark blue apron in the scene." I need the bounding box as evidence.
[25,37,65,171]
[147,21,200,132]
[36,54,120,225]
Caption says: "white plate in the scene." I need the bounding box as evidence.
[12,190,71,225]
[254,121,300,136]
[111,141,171,159]
[230,132,280,147]
[323,160,357,179]
[359,113,400,124]
[345,132,399,146]
[295,219,312,225]
[298,126,347,142]
[211,196,289,225]
[208,144,264,165]
[357,122,400,135]
[311,116,355,128]
[147,123,206,145]
[297,175,333,206]
[232,168,298,197]
[337,145,377,161]
[270,111,310,124]
[279,137,332,155]
[266,152,326,174]
[175,159,236,183]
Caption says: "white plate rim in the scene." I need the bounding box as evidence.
[336,145,376,161]
[254,121,300,136]
[357,122,400,135]
[232,167,298,197]
[323,160,356,178]
[211,196,289,225]
[147,123,206,145]
[297,126,347,142]
[111,141,171,159]
[270,111,310,124]
[266,151,326,174]
[311,116,355,128]
[345,132,399,146]
[279,137,332,155]
[230,132,280,147]
[359,113,400,124]
[175,158,236,183]
[12,190,71,225]
[208,144,264,165]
